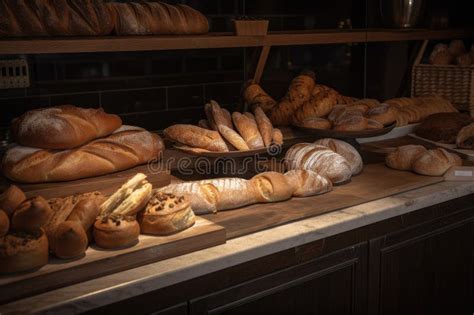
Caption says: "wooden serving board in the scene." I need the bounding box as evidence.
[0,217,225,304]
[1,163,171,199]
[203,163,444,239]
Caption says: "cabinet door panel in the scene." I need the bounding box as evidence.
[191,243,367,315]
[371,218,474,315]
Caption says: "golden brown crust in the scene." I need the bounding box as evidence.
[272,128,283,145]
[254,106,274,147]
[250,172,294,203]
[456,123,474,149]
[284,169,332,197]
[66,193,105,231]
[385,145,428,171]
[93,216,140,249]
[412,149,462,176]
[366,104,397,126]
[11,196,52,233]
[333,111,368,131]
[139,192,195,235]
[217,125,249,151]
[243,81,277,113]
[11,105,122,150]
[164,124,228,152]
[232,112,265,149]
[314,138,363,175]
[0,185,26,217]
[0,229,49,274]
[0,210,9,237]
[53,220,88,259]
[3,126,164,183]
[295,117,332,130]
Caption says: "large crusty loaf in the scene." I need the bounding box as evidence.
[164,124,228,152]
[2,126,164,183]
[285,143,352,184]
[412,148,462,176]
[385,145,428,171]
[313,138,363,175]
[250,172,294,203]
[0,0,114,37]
[108,1,208,35]
[11,105,122,149]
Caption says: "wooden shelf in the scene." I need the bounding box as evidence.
[0,29,472,55]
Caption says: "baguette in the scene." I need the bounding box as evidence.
[254,106,274,147]
[250,172,294,203]
[164,124,228,152]
[217,125,250,151]
[3,126,164,183]
[210,100,233,130]
[284,170,332,197]
[232,112,265,149]
[11,105,122,149]
[272,128,283,145]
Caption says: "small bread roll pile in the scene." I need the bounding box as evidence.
[386,145,462,176]
[164,100,283,153]
[285,138,363,184]
[429,40,472,66]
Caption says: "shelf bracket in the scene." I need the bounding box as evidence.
[253,45,271,84]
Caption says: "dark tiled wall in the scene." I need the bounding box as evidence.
[0,0,471,141]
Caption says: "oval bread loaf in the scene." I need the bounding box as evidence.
[313,138,363,175]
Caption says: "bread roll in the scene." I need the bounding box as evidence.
[367,104,396,126]
[11,105,122,150]
[53,221,88,259]
[295,117,332,130]
[333,111,368,131]
[67,194,104,232]
[272,128,283,145]
[93,216,140,249]
[11,196,52,234]
[284,170,332,197]
[0,210,9,237]
[217,125,249,151]
[3,126,164,183]
[232,112,265,149]
[243,81,277,113]
[0,230,49,274]
[254,106,274,147]
[314,138,363,175]
[164,124,228,152]
[139,191,195,235]
[0,185,26,217]
[456,123,474,149]
[385,145,428,171]
[413,149,462,176]
[285,143,352,184]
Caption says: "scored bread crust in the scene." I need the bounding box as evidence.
[0,185,26,217]
[164,124,228,152]
[313,138,363,175]
[139,192,195,235]
[385,145,428,171]
[254,106,274,147]
[250,172,293,203]
[412,149,462,176]
[284,170,332,197]
[217,125,249,151]
[232,112,265,149]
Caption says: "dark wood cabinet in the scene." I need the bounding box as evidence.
[148,303,188,315]
[190,243,367,315]
[369,212,474,315]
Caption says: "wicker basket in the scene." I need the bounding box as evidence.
[411,40,474,114]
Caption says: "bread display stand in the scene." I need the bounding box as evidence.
[408,133,474,161]
[0,217,225,305]
[1,164,171,199]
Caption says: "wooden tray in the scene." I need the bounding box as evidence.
[294,123,396,139]
[0,217,226,304]
[203,163,444,239]
[2,163,171,199]
[173,145,276,158]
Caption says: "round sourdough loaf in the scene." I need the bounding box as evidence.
[385,145,427,171]
[412,149,462,176]
[313,138,363,175]
[93,216,140,249]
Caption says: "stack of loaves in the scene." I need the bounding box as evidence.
[164,100,283,153]
[1,105,164,183]
[284,138,363,184]
[242,71,458,130]
[0,0,208,37]
[385,145,462,176]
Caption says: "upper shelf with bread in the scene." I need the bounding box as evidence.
[1,29,473,55]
